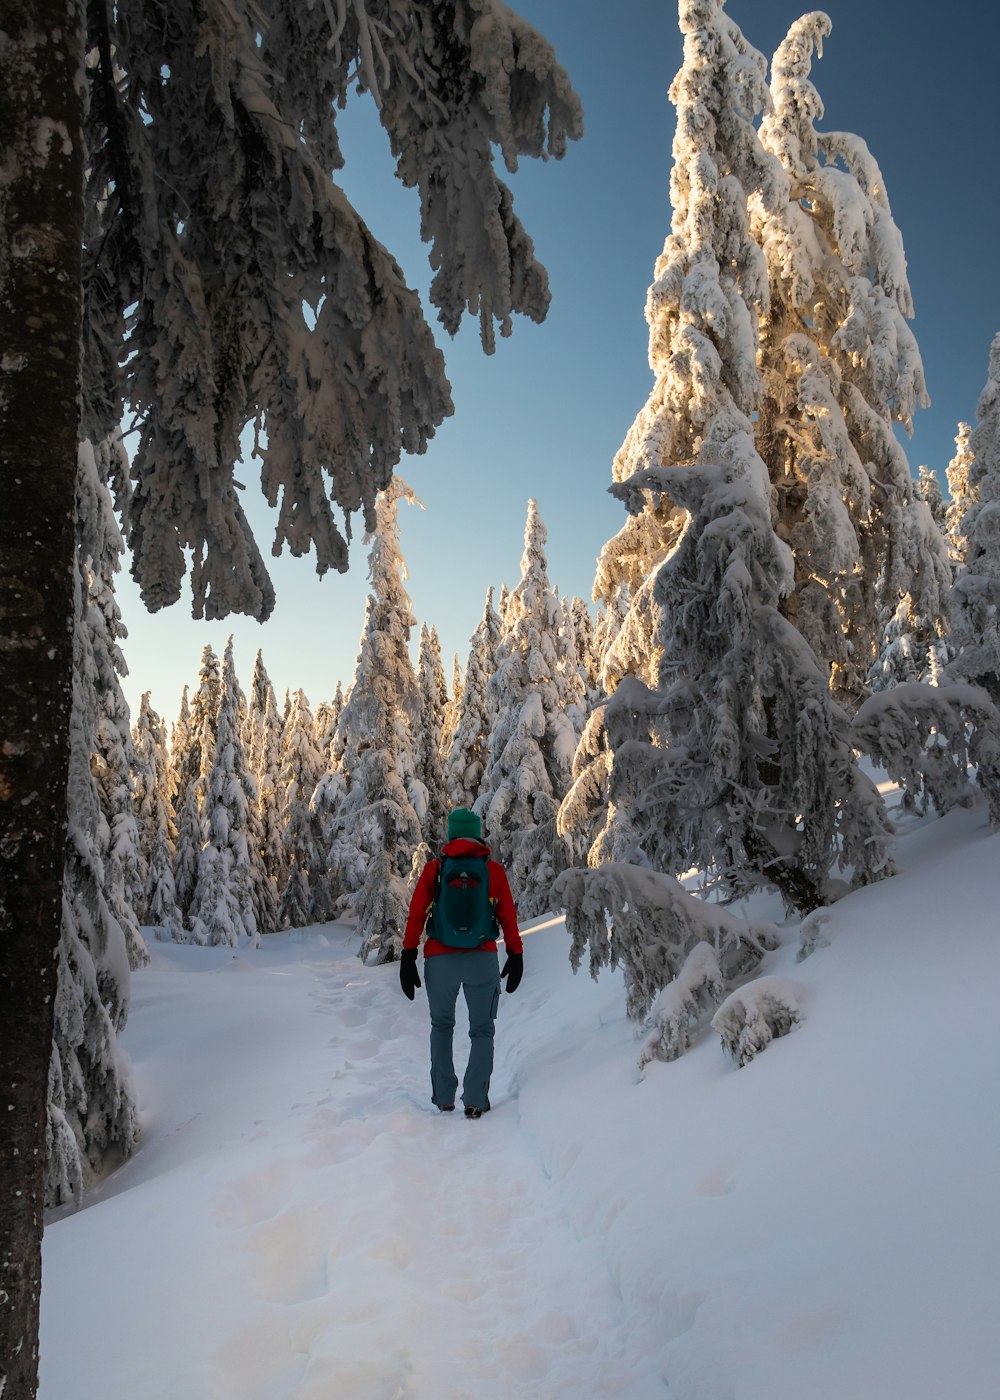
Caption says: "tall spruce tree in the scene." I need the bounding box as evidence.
[755,11,950,708]
[276,690,326,929]
[476,501,578,916]
[946,423,975,569]
[132,692,182,939]
[568,0,892,941]
[173,645,221,924]
[329,482,424,961]
[48,439,142,1211]
[189,640,262,946]
[311,682,348,921]
[446,588,503,812]
[244,651,286,900]
[415,623,450,850]
[78,434,148,971]
[442,653,464,760]
[948,333,1000,702]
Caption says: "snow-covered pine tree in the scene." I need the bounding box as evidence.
[945,422,975,569]
[169,685,191,807]
[131,692,162,901]
[442,653,464,760]
[756,11,951,709]
[555,597,607,866]
[313,690,343,762]
[80,2,583,625]
[564,0,892,949]
[415,624,450,851]
[556,595,592,742]
[173,645,221,923]
[276,690,327,929]
[310,687,348,923]
[188,640,264,946]
[476,501,578,916]
[328,482,424,961]
[568,596,601,711]
[853,680,1000,825]
[244,651,287,899]
[497,581,513,636]
[869,488,953,692]
[76,435,148,971]
[445,588,504,812]
[131,692,182,939]
[948,333,1000,702]
[49,439,142,1209]
[917,466,948,537]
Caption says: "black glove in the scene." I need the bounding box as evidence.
[399,947,421,1000]
[500,952,523,994]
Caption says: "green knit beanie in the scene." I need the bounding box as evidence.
[447,807,482,841]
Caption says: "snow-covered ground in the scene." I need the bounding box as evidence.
[40,803,1000,1400]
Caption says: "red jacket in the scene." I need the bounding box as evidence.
[403,837,522,958]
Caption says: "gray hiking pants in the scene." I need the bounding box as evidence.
[423,949,501,1112]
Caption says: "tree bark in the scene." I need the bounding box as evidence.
[0,1,85,1395]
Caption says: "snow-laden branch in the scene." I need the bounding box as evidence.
[554,861,780,1023]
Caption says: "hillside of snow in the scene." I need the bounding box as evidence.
[39,803,1000,1400]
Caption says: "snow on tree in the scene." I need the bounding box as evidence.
[592,0,785,702]
[638,942,725,1069]
[172,645,222,922]
[917,466,948,537]
[310,680,348,919]
[555,862,780,1025]
[556,700,616,869]
[755,11,951,709]
[868,492,953,692]
[946,422,975,569]
[313,687,345,763]
[948,334,1000,703]
[567,597,601,710]
[73,436,148,971]
[853,681,1000,825]
[276,689,327,929]
[328,481,424,961]
[446,588,503,812]
[569,3,894,942]
[414,623,450,851]
[48,440,143,1210]
[497,581,513,635]
[188,640,263,947]
[712,977,803,1066]
[607,466,894,911]
[132,692,164,899]
[79,2,582,624]
[245,651,287,900]
[553,594,589,742]
[131,692,182,939]
[441,653,464,761]
[476,501,578,916]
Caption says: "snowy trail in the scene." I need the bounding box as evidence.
[41,924,666,1400]
[207,949,661,1400]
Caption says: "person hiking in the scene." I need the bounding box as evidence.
[399,807,522,1118]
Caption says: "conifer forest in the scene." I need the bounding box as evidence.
[2,1,999,1397]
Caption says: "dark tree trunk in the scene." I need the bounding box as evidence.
[0,1,85,1395]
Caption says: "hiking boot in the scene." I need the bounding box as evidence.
[464,1106,483,1120]
[438,1103,455,1112]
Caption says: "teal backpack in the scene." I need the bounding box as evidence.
[427,853,498,948]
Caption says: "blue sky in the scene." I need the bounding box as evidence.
[117,0,1000,725]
